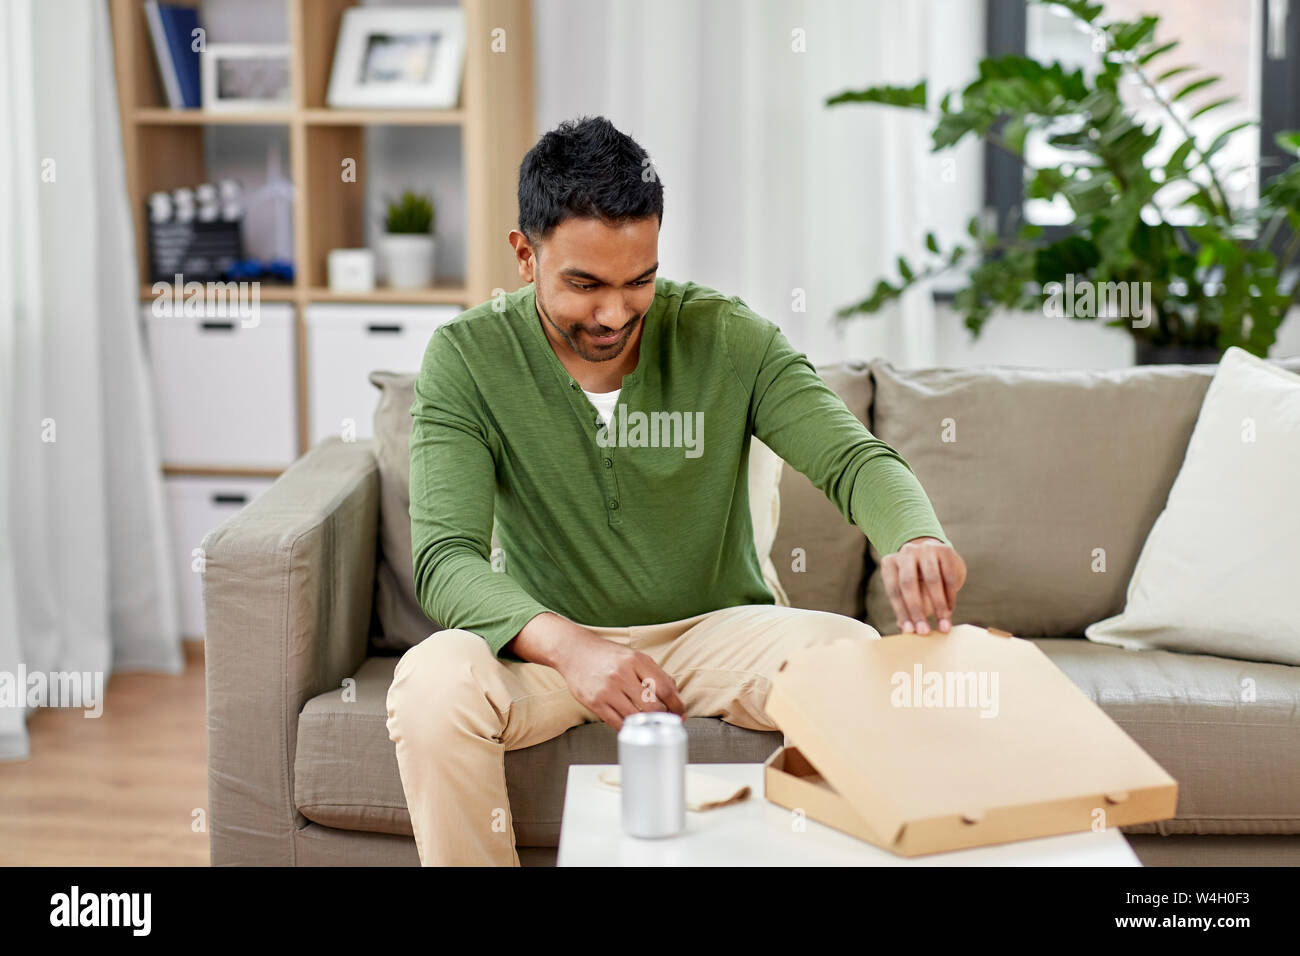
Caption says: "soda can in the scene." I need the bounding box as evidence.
[617,712,686,838]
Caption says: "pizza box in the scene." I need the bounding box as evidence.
[762,624,1177,856]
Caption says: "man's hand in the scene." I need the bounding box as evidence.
[554,634,686,731]
[507,612,686,731]
[881,536,967,635]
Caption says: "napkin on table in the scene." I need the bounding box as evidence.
[595,767,751,811]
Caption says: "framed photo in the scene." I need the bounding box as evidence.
[326,7,466,110]
[200,44,291,112]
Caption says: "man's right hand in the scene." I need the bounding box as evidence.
[555,634,686,731]
[507,613,686,731]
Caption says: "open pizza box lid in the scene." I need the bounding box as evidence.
[762,624,1178,856]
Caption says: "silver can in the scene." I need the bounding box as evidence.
[617,712,687,838]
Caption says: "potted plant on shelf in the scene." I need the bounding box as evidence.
[378,189,436,289]
[826,0,1300,364]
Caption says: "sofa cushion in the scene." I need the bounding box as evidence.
[293,655,782,844]
[865,356,1300,638]
[770,361,875,617]
[369,370,790,652]
[370,371,437,654]
[1030,637,1300,835]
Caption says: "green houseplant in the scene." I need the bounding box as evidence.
[378,189,437,289]
[827,0,1300,362]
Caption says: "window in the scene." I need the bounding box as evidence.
[986,0,1298,243]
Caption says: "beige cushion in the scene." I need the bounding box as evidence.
[1086,349,1300,665]
[369,371,788,653]
[865,356,1300,637]
[770,362,875,617]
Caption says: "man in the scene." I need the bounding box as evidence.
[385,115,967,866]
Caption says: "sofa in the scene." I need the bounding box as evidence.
[202,354,1300,867]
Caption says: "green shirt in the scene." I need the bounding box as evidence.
[409,277,949,658]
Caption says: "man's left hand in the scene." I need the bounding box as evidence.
[881,537,967,635]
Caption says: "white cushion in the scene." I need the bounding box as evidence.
[749,436,790,606]
[1085,347,1300,665]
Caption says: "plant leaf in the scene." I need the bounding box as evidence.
[826,80,927,110]
[1137,39,1178,65]
[1046,0,1105,25]
[1112,16,1158,52]
[1204,120,1255,158]
[1164,137,1196,179]
[1155,64,1194,83]
[1189,96,1237,120]
[1171,76,1220,102]
[1274,130,1300,154]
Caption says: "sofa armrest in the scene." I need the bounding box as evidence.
[202,437,380,865]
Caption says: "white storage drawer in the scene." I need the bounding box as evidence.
[305,303,461,445]
[143,303,297,469]
[165,476,276,638]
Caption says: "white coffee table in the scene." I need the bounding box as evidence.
[556,763,1141,866]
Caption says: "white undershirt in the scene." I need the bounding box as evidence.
[582,386,622,428]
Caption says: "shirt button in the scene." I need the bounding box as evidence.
[602,457,612,469]
[607,498,619,510]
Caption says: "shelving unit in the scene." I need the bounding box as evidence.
[109,0,537,464]
[109,0,536,637]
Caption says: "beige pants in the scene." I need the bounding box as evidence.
[384,603,880,866]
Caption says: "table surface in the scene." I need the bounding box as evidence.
[556,763,1142,867]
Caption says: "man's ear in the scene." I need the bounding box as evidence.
[508,229,535,283]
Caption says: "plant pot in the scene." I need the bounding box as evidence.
[1134,341,1222,366]
[378,233,436,289]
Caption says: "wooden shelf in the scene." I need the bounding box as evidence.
[133,108,466,127]
[134,107,294,125]
[302,108,465,126]
[306,285,469,305]
[163,465,284,478]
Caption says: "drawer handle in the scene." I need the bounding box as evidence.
[200,320,236,332]
[211,493,248,506]
[366,323,403,334]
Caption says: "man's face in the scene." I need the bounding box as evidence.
[513,216,659,364]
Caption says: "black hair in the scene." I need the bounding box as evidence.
[516,115,664,250]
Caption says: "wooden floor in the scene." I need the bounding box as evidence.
[0,639,209,866]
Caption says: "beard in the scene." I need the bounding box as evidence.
[537,286,641,362]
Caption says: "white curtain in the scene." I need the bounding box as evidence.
[533,0,985,366]
[0,0,181,761]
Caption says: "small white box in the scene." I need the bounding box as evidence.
[143,302,297,469]
[327,248,377,293]
[305,303,461,444]
[165,476,275,637]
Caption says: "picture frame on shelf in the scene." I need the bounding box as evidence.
[325,7,466,110]
[200,43,291,112]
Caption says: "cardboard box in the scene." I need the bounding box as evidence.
[763,624,1177,856]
